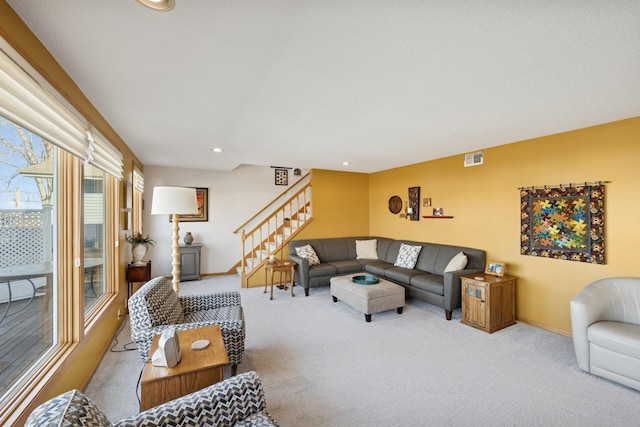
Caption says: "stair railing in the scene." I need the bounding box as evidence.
[235,175,313,287]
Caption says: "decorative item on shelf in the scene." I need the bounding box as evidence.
[485,261,506,277]
[433,207,444,216]
[126,232,155,266]
[183,232,193,245]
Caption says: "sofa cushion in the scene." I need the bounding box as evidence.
[329,260,364,274]
[385,267,424,283]
[309,263,338,277]
[295,244,321,266]
[410,274,445,296]
[145,277,186,326]
[444,251,468,272]
[394,243,422,269]
[364,261,393,276]
[184,305,243,324]
[26,389,113,427]
[356,239,378,260]
[588,321,640,359]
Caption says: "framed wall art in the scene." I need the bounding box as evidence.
[172,187,209,222]
[520,183,605,264]
[275,168,288,186]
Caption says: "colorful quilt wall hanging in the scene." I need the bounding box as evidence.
[520,184,605,264]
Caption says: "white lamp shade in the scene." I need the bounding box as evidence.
[151,186,198,215]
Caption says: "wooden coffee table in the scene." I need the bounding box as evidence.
[140,325,229,411]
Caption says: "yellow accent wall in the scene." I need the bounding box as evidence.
[370,117,640,335]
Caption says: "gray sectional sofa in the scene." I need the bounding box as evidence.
[288,237,486,320]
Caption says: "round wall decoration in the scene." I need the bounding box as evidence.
[388,195,402,214]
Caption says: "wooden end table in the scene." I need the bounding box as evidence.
[263,259,297,300]
[126,261,151,301]
[140,325,229,411]
[461,273,516,333]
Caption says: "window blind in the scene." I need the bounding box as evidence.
[133,167,144,193]
[0,44,123,179]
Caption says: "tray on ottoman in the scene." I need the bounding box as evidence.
[330,274,405,322]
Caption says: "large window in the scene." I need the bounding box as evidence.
[0,116,56,397]
[0,38,124,423]
[83,164,105,313]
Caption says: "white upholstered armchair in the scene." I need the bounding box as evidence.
[129,276,245,375]
[570,277,640,391]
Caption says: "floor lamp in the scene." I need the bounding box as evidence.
[151,186,198,295]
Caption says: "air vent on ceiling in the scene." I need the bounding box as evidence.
[464,151,483,167]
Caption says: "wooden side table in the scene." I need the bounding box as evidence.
[461,274,516,333]
[140,325,229,411]
[126,261,151,300]
[264,259,297,300]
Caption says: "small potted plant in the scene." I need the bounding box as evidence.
[126,232,155,265]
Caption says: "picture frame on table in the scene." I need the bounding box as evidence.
[485,261,505,277]
[171,187,208,222]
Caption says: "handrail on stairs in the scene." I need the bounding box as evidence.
[233,171,310,235]
[236,177,313,287]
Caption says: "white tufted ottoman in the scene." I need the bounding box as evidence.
[330,274,405,322]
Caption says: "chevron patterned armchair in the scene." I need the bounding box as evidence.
[26,371,279,427]
[129,276,245,375]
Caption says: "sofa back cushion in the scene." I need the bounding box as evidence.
[383,240,485,275]
[140,276,186,327]
[26,389,112,427]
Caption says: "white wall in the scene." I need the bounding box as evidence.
[143,164,306,277]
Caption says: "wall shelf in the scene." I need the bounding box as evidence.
[422,216,454,219]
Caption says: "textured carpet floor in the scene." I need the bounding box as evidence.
[86,275,640,426]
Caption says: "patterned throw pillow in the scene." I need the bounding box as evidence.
[295,244,321,266]
[394,243,422,269]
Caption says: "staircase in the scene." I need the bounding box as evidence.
[234,174,313,287]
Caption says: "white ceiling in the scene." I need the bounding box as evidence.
[7,1,640,173]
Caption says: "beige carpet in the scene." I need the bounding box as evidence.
[86,275,640,426]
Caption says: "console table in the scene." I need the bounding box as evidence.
[461,274,516,333]
[179,244,202,281]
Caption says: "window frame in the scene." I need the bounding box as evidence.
[0,38,123,425]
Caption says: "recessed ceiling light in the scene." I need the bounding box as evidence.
[342,161,351,166]
[211,147,223,153]
[136,0,175,12]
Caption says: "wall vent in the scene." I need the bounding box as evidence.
[464,151,483,167]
